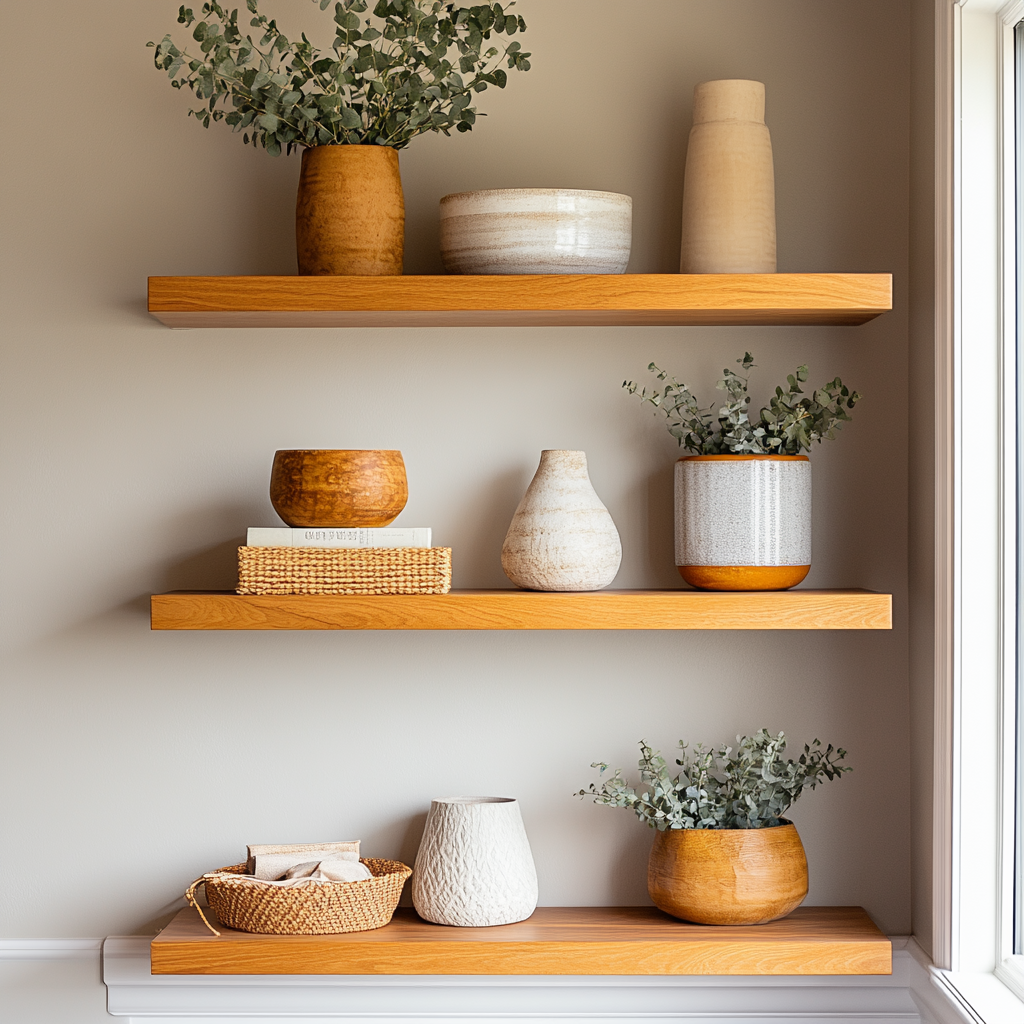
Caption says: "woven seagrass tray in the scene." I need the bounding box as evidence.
[237,546,452,595]
[185,859,412,935]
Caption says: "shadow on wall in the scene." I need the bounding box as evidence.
[394,811,428,907]
[643,459,684,588]
[159,501,256,591]
[446,464,533,589]
[163,539,244,592]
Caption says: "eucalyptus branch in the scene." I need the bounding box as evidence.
[578,730,851,831]
[149,0,532,155]
[624,353,861,456]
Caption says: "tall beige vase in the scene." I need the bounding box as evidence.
[679,80,777,274]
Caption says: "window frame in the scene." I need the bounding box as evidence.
[936,0,1024,1011]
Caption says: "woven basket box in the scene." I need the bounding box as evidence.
[237,546,452,595]
[189,859,412,935]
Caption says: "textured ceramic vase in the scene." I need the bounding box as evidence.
[679,80,777,274]
[675,455,810,591]
[440,189,632,274]
[647,823,808,925]
[270,450,408,528]
[296,145,404,276]
[412,797,539,927]
[502,450,622,591]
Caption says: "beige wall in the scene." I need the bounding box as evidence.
[1,0,914,962]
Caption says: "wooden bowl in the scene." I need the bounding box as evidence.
[647,822,808,925]
[270,450,408,528]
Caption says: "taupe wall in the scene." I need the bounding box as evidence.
[908,0,937,960]
[1,0,913,969]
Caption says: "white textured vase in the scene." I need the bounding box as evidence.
[412,797,539,927]
[675,455,811,591]
[501,450,622,592]
[679,80,777,274]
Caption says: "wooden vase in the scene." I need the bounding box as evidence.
[647,823,808,926]
[295,146,404,276]
[675,454,811,591]
[269,450,408,528]
[679,79,777,274]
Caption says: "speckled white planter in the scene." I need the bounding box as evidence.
[502,450,622,591]
[674,455,811,591]
[440,189,632,274]
[412,797,539,927]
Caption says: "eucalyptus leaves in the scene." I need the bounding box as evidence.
[624,354,860,456]
[149,0,531,155]
[579,730,850,831]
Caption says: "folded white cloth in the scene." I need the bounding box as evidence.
[277,853,373,884]
[247,841,360,879]
[236,841,372,886]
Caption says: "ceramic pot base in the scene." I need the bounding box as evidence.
[678,565,810,591]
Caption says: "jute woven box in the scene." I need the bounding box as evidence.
[238,546,452,595]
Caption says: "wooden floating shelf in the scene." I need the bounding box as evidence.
[150,589,892,631]
[151,906,891,976]
[147,273,892,328]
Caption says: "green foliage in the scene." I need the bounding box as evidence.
[148,0,531,154]
[578,729,850,830]
[623,353,861,456]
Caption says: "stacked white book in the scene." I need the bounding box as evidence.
[246,527,431,548]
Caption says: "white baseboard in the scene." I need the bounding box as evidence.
[0,938,102,960]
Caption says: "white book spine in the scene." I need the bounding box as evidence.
[246,527,432,549]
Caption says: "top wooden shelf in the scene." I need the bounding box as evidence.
[151,905,891,976]
[147,273,892,329]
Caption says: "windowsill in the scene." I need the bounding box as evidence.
[930,965,1024,1022]
[994,956,1024,1003]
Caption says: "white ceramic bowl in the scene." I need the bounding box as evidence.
[439,188,632,274]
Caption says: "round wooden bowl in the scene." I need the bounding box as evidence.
[270,450,408,528]
[647,822,808,925]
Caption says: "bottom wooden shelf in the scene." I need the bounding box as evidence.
[150,589,892,631]
[151,906,891,976]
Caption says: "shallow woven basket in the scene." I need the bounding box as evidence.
[237,546,452,595]
[186,859,412,935]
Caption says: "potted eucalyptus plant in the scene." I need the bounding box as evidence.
[579,730,850,925]
[150,0,531,275]
[624,354,860,591]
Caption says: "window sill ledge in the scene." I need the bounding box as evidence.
[930,965,1024,1023]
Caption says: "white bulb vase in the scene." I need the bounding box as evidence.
[679,79,777,274]
[501,450,621,592]
[412,797,539,927]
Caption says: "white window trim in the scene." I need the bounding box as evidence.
[933,0,1024,1016]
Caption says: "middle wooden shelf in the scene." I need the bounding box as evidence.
[150,588,892,631]
[147,272,893,328]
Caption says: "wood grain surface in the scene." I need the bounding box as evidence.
[150,905,891,976]
[648,825,808,925]
[295,146,404,276]
[146,273,892,328]
[269,449,408,528]
[149,589,892,631]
